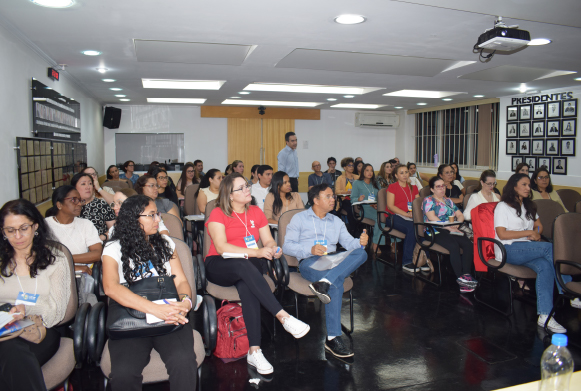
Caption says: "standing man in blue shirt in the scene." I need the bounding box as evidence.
[278,132,299,192]
[283,183,368,359]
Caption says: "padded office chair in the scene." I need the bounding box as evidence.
[556,189,581,212]
[419,186,431,198]
[576,200,581,213]
[462,192,473,211]
[103,180,131,189]
[463,180,479,191]
[375,188,406,268]
[161,212,184,241]
[533,199,566,241]
[183,184,201,250]
[465,185,478,195]
[351,203,375,251]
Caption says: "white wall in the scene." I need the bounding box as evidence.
[0,21,104,203]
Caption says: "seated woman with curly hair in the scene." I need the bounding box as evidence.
[102,195,196,390]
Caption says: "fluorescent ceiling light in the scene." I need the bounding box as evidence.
[141,79,225,90]
[576,78,581,81]
[102,79,116,82]
[441,61,477,73]
[327,98,337,101]
[115,95,126,97]
[82,50,101,56]
[110,88,122,91]
[417,103,428,106]
[230,96,240,98]
[528,38,551,46]
[473,95,484,98]
[331,104,385,109]
[334,14,366,25]
[147,98,207,104]
[119,99,130,101]
[442,98,453,101]
[394,106,403,109]
[384,90,465,98]
[96,68,108,73]
[222,99,321,107]
[243,83,382,95]
[344,95,355,98]
[238,91,250,95]
[31,0,74,8]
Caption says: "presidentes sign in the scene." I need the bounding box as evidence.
[512,92,574,105]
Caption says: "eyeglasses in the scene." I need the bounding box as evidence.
[537,175,550,180]
[318,194,337,200]
[484,182,497,187]
[127,164,135,167]
[64,197,85,205]
[157,176,168,180]
[110,200,124,208]
[186,170,195,174]
[434,185,446,189]
[312,165,321,168]
[347,164,354,167]
[231,183,252,193]
[139,212,162,221]
[145,184,161,189]
[3,224,33,238]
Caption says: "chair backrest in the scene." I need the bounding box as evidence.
[377,188,388,224]
[203,200,218,258]
[412,196,426,239]
[463,180,479,190]
[576,200,581,213]
[277,209,305,268]
[552,212,581,276]
[103,180,130,189]
[463,192,473,211]
[533,199,565,240]
[46,240,78,325]
[161,213,184,241]
[466,185,478,195]
[419,186,431,198]
[556,189,581,212]
[171,237,197,294]
[184,184,200,216]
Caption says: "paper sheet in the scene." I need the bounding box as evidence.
[146,298,177,324]
[309,249,355,271]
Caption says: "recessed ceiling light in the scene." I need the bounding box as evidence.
[473,95,484,98]
[147,98,207,104]
[331,104,385,109]
[334,14,366,25]
[528,38,552,46]
[222,99,322,107]
[115,95,126,97]
[96,68,108,73]
[243,83,382,95]
[119,99,130,101]
[141,79,225,90]
[442,98,453,101]
[417,103,427,106]
[230,96,241,98]
[344,95,355,98]
[102,79,116,82]
[327,98,337,101]
[394,106,403,109]
[81,50,101,56]
[110,88,122,91]
[575,78,581,81]
[384,90,465,98]
[31,0,74,8]
[238,91,251,95]
[519,83,527,93]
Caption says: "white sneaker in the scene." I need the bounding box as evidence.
[247,349,273,375]
[571,298,581,309]
[538,315,567,333]
[282,316,310,339]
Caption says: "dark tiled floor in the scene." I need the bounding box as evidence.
[72,251,581,391]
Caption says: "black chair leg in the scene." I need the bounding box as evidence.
[294,292,299,318]
[341,290,355,335]
[474,274,515,317]
[197,366,202,391]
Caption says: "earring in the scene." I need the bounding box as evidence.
[34,231,38,236]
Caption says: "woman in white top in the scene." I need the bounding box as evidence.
[494,173,572,333]
[463,170,501,220]
[45,185,102,275]
[195,169,223,214]
[406,162,423,190]
[109,188,170,237]
[102,195,196,390]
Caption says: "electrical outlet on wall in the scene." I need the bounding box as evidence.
[303,141,308,149]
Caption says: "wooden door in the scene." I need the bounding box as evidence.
[262,119,294,172]
[227,118,261,179]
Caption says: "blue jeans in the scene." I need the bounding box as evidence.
[504,241,571,315]
[299,248,368,337]
[384,215,415,264]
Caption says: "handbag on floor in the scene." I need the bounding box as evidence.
[214,300,249,359]
[106,275,183,339]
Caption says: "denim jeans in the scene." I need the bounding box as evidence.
[299,248,368,337]
[504,241,571,315]
[384,215,415,264]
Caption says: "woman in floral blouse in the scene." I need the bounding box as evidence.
[422,176,476,293]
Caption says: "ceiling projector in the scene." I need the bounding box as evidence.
[476,17,530,51]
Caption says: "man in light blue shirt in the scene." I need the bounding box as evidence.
[283,183,368,359]
[277,132,299,192]
[308,161,333,190]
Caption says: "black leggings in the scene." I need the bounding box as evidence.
[433,229,474,277]
[0,328,60,391]
[205,256,283,346]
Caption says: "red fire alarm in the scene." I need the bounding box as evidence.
[48,67,59,81]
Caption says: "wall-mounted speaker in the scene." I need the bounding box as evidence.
[103,106,122,129]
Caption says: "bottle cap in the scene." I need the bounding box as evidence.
[551,334,568,347]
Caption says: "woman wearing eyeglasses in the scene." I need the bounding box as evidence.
[73,172,116,242]
[437,164,464,208]
[0,199,71,391]
[134,176,181,220]
[119,160,139,185]
[463,170,501,220]
[205,173,310,375]
[45,185,102,275]
[148,167,179,207]
[109,189,170,238]
[176,163,199,200]
[102,195,197,390]
[530,167,568,212]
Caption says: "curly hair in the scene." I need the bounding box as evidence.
[0,199,56,279]
[501,173,537,221]
[107,195,173,285]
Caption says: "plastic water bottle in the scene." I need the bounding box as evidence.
[434,154,439,167]
[539,334,574,391]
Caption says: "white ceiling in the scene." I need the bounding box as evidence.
[1,0,580,110]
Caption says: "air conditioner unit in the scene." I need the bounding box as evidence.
[355,112,400,128]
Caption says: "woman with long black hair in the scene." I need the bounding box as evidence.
[148,166,179,207]
[102,195,196,390]
[263,171,304,225]
[176,163,199,200]
[195,169,223,215]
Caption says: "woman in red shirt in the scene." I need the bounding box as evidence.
[385,165,422,272]
[205,173,309,375]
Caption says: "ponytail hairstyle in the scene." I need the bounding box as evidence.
[476,170,496,192]
[45,185,76,217]
[195,169,221,198]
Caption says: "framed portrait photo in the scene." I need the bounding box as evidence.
[546,138,560,155]
[538,157,551,171]
[518,139,530,155]
[562,118,576,136]
[506,123,518,138]
[533,103,546,119]
[562,98,577,117]
[531,139,545,155]
[519,105,532,120]
[506,139,518,155]
[507,106,518,122]
[553,157,567,175]
[547,101,561,118]
[531,121,545,137]
[525,157,537,172]
[519,122,530,137]
[511,156,523,171]
[546,120,560,137]
[561,138,575,156]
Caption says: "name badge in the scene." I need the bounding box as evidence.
[368,194,376,202]
[244,235,259,249]
[16,292,39,306]
[407,202,413,212]
[314,239,328,255]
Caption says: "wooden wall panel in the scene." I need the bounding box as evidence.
[227,118,261,179]
[477,104,492,167]
[202,106,319,120]
[263,119,294,172]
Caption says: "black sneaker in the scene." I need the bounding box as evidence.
[309,281,331,304]
[325,335,354,358]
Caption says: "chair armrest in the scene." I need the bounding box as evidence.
[92,261,102,297]
[192,253,201,292]
[197,254,207,292]
[413,223,436,248]
[540,234,553,243]
[267,257,283,290]
[377,211,396,234]
[279,255,290,287]
[86,302,106,364]
[555,260,581,296]
[476,237,506,270]
[351,204,364,222]
[72,302,91,367]
[202,295,217,356]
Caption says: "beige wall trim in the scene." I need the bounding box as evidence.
[201,106,320,120]
[407,98,500,114]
